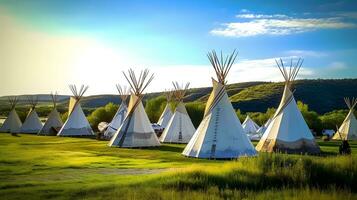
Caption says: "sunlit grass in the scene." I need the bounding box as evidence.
[0,134,356,199]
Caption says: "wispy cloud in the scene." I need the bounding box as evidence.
[327,61,347,70]
[236,14,288,19]
[211,11,357,37]
[284,50,328,58]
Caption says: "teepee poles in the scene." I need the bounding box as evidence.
[172,81,190,102]
[207,49,238,85]
[8,96,19,110]
[26,95,38,110]
[50,92,58,109]
[116,84,130,102]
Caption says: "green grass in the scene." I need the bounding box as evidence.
[0,134,356,200]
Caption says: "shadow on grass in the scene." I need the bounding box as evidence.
[144,145,184,153]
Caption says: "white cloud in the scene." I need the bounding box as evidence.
[211,12,357,37]
[240,9,250,13]
[336,12,357,19]
[236,14,288,19]
[285,50,328,58]
[327,61,347,70]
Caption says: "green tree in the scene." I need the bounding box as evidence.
[145,96,167,122]
[186,102,205,128]
[61,111,68,122]
[236,109,246,123]
[319,109,348,130]
[297,101,323,135]
[87,103,119,131]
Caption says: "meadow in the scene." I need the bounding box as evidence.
[0,134,356,200]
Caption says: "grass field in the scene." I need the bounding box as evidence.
[0,134,356,200]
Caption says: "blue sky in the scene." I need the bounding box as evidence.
[0,0,356,95]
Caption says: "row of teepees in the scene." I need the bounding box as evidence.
[0,86,95,136]
[1,50,357,159]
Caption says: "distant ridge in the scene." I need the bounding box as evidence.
[0,79,356,114]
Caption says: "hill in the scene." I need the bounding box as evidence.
[231,79,357,114]
[0,79,356,114]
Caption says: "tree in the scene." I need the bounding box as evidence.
[297,101,323,135]
[236,109,246,123]
[87,103,119,131]
[145,96,167,122]
[319,109,348,130]
[186,102,205,128]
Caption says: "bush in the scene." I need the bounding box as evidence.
[186,102,205,128]
[145,96,167,122]
[87,103,119,131]
[298,101,323,135]
[319,110,348,130]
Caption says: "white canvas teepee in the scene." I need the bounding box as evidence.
[332,98,357,140]
[256,118,272,135]
[157,90,173,129]
[57,85,94,136]
[20,96,43,134]
[242,116,260,135]
[109,69,160,148]
[256,58,320,154]
[103,84,129,140]
[183,50,256,159]
[0,97,22,133]
[160,82,196,143]
[38,93,63,135]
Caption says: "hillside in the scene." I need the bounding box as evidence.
[0,79,356,115]
[231,79,357,114]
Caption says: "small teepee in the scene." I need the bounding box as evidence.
[0,97,22,133]
[183,50,256,159]
[20,96,43,134]
[160,82,196,143]
[109,69,160,148]
[242,116,260,135]
[157,90,174,129]
[38,93,63,135]
[332,97,357,140]
[57,85,94,136]
[256,58,320,154]
[104,84,130,140]
[256,118,272,135]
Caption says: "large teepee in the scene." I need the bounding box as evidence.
[332,98,357,140]
[109,69,160,148]
[103,84,130,140]
[256,58,320,154]
[183,50,256,159]
[38,93,63,135]
[0,97,22,133]
[157,90,174,129]
[57,85,94,136]
[20,96,43,134]
[242,116,260,135]
[160,82,196,143]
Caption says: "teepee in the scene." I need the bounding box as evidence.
[109,69,160,148]
[57,85,94,136]
[103,84,130,140]
[256,58,320,154]
[256,118,272,135]
[242,116,260,135]
[160,82,196,143]
[0,97,22,133]
[38,93,63,135]
[332,97,357,140]
[183,50,256,159]
[157,90,174,129]
[20,96,43,134]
